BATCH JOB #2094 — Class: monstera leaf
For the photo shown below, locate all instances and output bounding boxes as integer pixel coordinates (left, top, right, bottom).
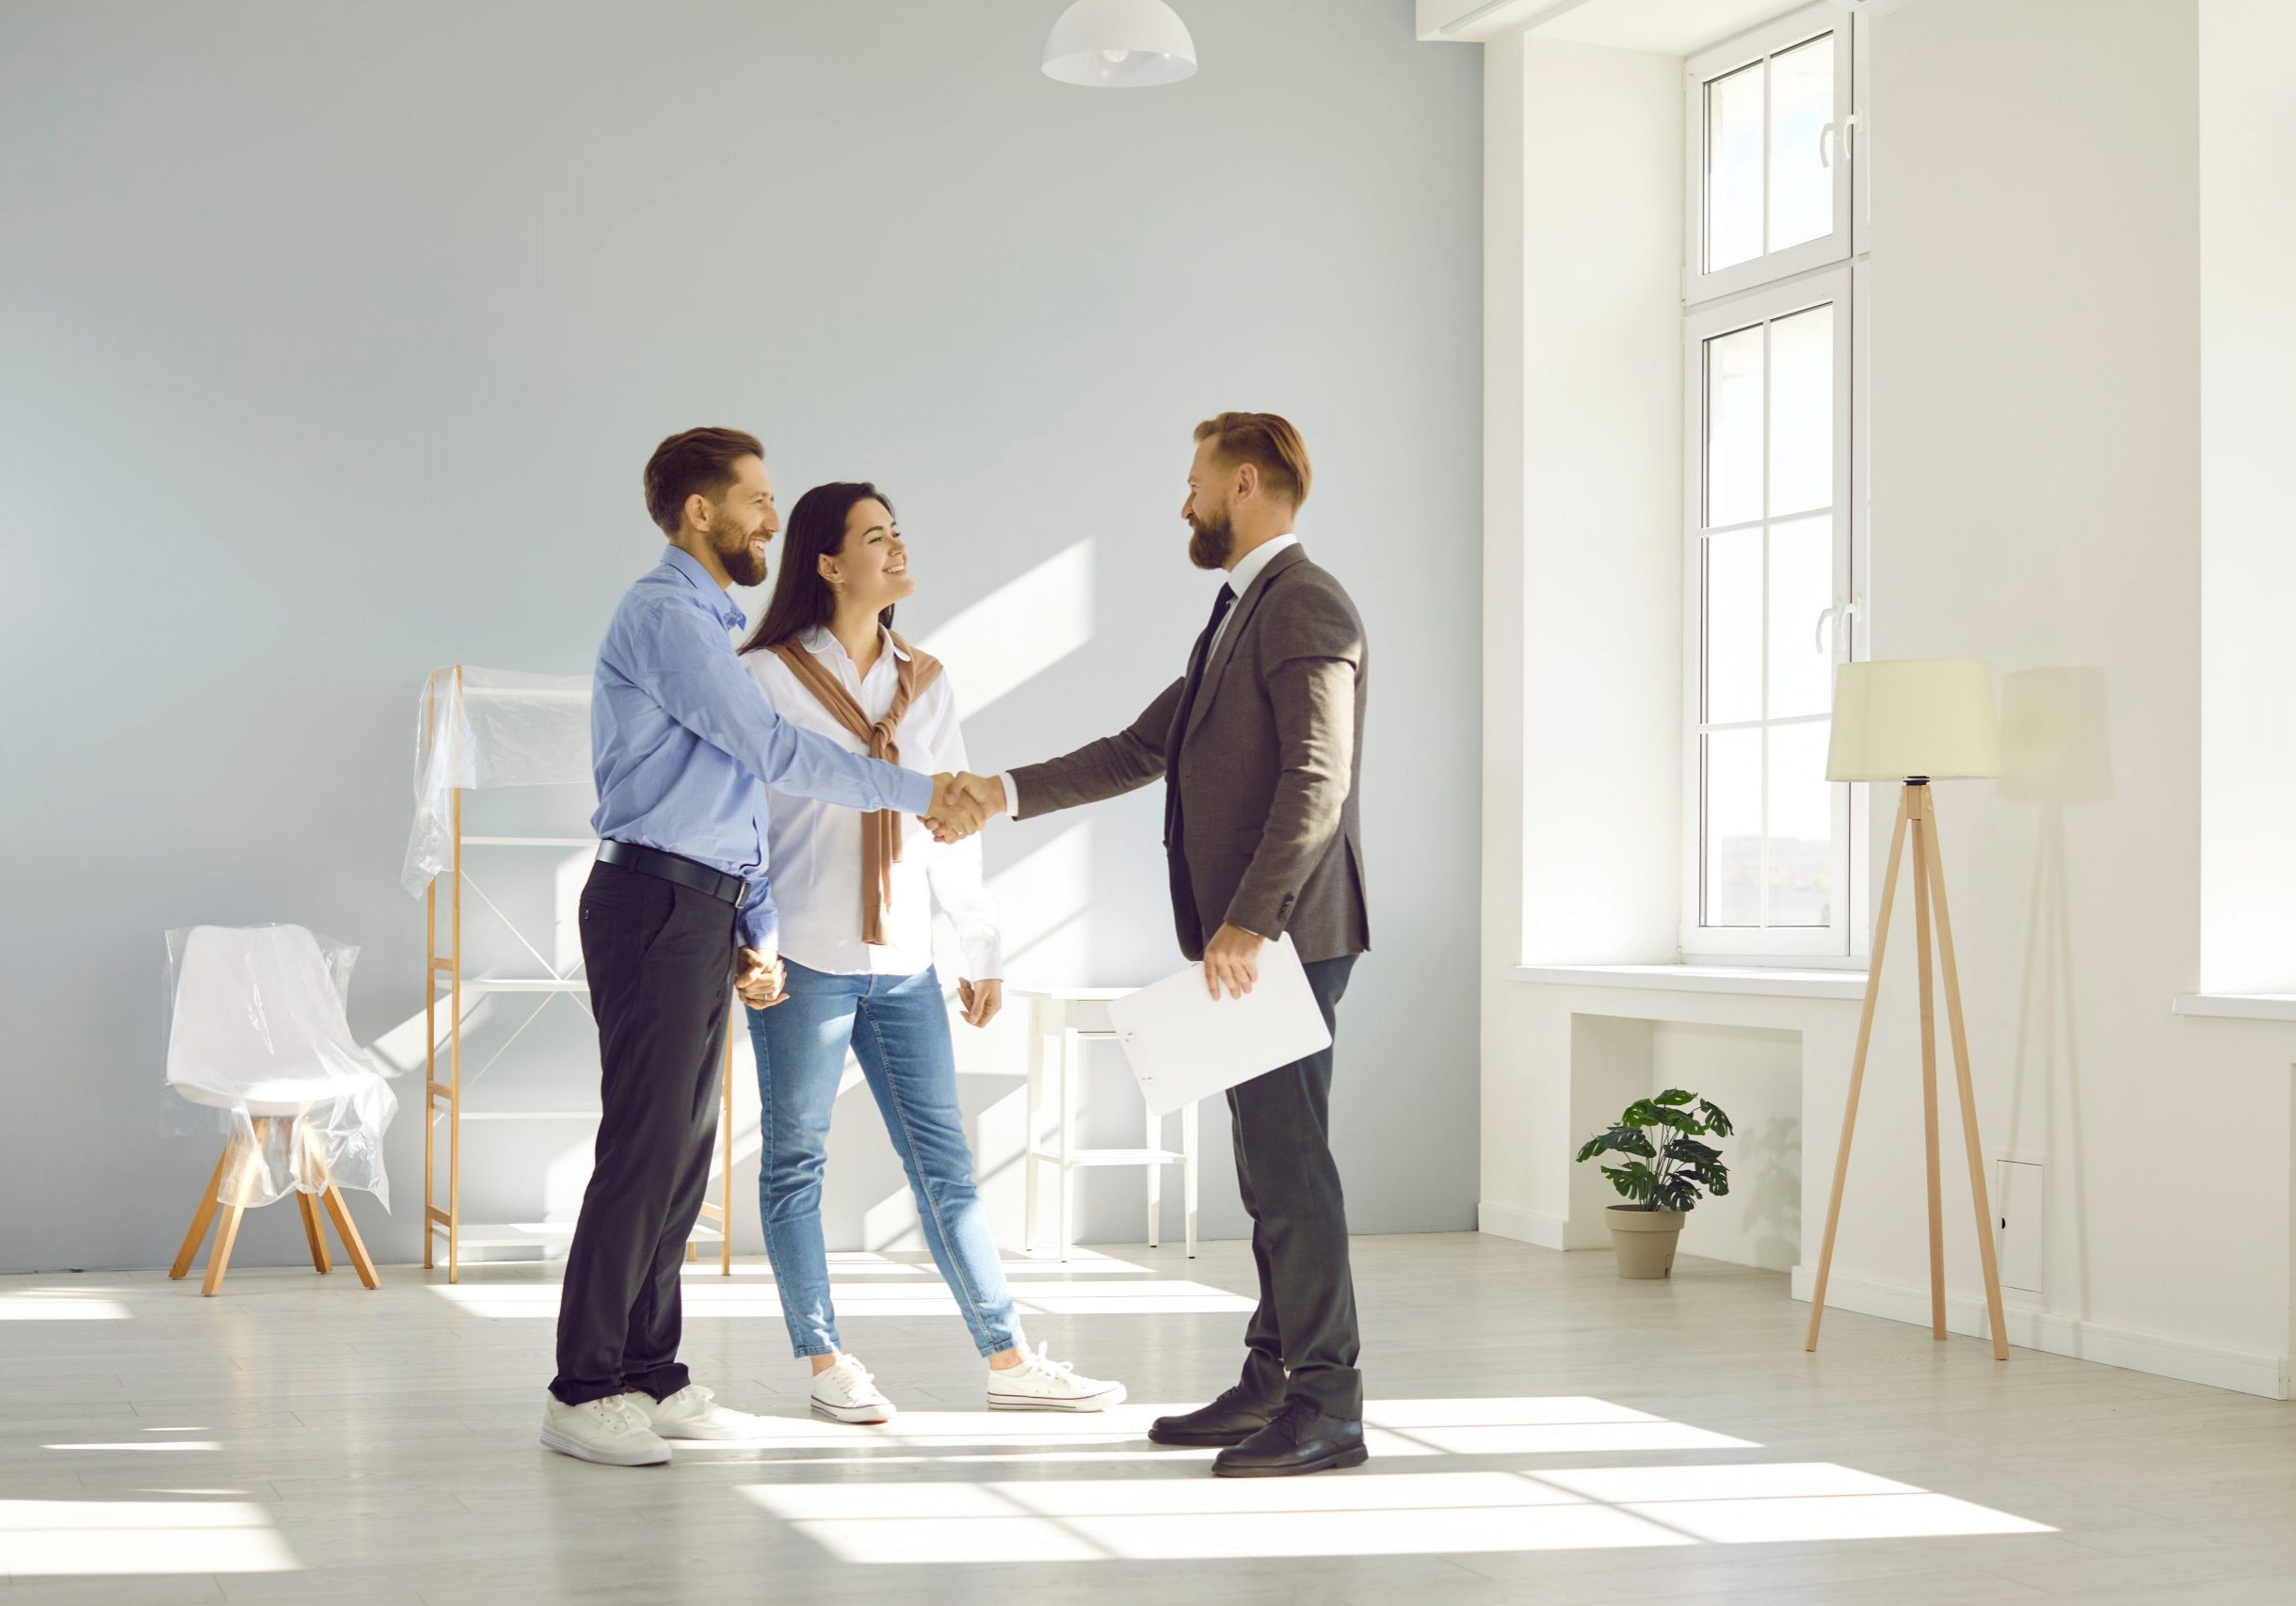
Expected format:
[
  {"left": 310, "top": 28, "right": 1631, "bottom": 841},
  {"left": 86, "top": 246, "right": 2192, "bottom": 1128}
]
[
  {"left": 1575, "top": 1126, "right": 1656, "bottom": 1164},
  {"left": 1574, "top": 1092, "right": 1736, "bottom": 1211},
  {"left": 1600, "top": 1160, "right": 1661, "bottom": 1204}
]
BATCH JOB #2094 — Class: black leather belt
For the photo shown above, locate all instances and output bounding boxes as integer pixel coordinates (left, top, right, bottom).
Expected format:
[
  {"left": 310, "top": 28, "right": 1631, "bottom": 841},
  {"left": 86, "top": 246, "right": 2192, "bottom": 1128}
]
[{"left": 596, "top": 840, "right": 744, "bottom": 905}]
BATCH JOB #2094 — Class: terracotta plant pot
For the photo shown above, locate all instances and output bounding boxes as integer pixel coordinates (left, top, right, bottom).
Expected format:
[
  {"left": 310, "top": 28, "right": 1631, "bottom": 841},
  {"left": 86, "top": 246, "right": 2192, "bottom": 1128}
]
[{"left": 1607, "top": 1204, "right": 1686, "bottom": 1279}]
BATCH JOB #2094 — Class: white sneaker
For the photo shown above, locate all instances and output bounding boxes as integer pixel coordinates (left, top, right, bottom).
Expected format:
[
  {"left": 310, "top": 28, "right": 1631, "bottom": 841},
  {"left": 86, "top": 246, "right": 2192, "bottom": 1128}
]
[
  {"left": 635, "top": 1383, "right": 771, "bottom": 1441},
  {"left": 987, "top": 1343, "right": 1127, "bottom": 1412},
  {"left": 540, "top": 1390, "right": 671, "bottom": 1467},
  {"left": 811, "top": 1355, "right": 897, "bottom": 1424}
]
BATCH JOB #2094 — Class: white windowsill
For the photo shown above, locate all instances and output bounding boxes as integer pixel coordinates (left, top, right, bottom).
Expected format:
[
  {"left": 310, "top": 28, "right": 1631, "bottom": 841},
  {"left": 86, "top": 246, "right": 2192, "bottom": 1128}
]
[
  {"left": 2171, "top": 993, "right": 2296, "bottom": 1024},
  {"left": 1512, "top": 964, "right": 1870, "bottom": 1002}
]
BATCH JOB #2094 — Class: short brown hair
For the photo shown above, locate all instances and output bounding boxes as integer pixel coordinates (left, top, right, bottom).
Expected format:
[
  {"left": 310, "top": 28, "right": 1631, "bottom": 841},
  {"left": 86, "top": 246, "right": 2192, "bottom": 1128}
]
[
  {"left": 643, "top": 426, "right": 763, "bottom": 536},
  {"left": 1194, "top": 411, "right": 1311, "bottom": 508}
]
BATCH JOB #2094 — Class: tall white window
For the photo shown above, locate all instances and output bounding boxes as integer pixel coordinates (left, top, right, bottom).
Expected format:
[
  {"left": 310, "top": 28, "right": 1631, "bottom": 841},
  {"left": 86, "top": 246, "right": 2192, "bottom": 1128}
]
[{"left": 1681, "top": 5, "right": 1865, "bottom": 962}]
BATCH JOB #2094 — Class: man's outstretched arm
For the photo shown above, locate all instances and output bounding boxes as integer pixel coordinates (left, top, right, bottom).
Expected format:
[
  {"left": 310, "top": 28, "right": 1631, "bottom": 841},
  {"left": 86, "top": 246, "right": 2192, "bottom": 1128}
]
[{"left": 968, "top": 676, "right": 1186, "bottom": 822}]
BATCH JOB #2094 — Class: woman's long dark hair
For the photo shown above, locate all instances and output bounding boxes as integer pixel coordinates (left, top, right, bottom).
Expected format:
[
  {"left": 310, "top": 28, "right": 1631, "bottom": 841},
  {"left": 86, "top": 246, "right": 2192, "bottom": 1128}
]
[{"left": 740, "top": 481, "right": 895, "bottom": 655}]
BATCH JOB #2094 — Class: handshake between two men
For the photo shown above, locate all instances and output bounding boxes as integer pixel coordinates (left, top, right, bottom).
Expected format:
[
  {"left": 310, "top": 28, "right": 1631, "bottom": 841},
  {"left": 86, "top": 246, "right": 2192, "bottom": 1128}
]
[
  {"left": 923, "top": 771, "right": 1009, "bottom": 844},
  {"left": 735, "top": 772, "right": 1012, "bottom": 1013}
]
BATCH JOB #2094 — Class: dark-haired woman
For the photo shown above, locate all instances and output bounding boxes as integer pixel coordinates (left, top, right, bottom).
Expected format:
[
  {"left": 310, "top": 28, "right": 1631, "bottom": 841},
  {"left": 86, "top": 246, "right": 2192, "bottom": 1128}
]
[{"left": 738, "top": 482, "right": 1124, "bottom": 1423}]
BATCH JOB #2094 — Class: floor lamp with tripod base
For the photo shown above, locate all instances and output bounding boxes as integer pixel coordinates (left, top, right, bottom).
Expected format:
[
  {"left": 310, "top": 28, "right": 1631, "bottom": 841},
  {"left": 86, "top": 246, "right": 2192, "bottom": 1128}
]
[{"left": 1806, "top": 658, "right": 2011, "bottom": 1361}]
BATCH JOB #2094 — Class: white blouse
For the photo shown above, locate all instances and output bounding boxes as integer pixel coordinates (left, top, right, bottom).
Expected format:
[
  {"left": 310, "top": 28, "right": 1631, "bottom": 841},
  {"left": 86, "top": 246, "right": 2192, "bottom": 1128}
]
[{"left": 742, "top": 625, "right": 1002, "bottom": 981}]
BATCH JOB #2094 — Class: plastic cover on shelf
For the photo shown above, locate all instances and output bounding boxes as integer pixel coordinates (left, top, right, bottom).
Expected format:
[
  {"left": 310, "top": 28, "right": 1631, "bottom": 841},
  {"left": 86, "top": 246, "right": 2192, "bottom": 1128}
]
[
  {"left": 163, "top": 924, "right": 400, "bottom": 1211},
  {"left": 399, "top": 665, "right": 593, "bottom": 896}
]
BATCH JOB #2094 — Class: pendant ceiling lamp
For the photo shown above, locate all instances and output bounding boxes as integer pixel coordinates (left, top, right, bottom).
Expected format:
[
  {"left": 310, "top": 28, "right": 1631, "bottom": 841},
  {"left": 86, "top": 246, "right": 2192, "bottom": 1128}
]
[{"left": 1042, "top": 0, "right": 1197, "bottom": 88}]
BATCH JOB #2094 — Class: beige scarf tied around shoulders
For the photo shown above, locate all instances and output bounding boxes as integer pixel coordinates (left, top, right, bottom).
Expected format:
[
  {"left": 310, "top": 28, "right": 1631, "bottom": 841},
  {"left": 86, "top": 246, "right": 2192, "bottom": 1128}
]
[{"left": 767, "top": 633, "right": 944, "bottom": 945}]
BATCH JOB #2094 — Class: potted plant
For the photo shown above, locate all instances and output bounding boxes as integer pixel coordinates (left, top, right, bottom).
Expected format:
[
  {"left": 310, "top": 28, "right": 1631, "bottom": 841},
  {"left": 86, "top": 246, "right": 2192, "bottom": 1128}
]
[{"left": 1574, "top": 1089, "right": 1733, "bottom": 1279}]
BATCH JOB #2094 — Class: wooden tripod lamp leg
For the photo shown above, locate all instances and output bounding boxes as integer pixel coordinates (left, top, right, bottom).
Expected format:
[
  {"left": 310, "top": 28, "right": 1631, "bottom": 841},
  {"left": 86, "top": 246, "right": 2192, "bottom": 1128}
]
[
  {"left": 170, "top": 1139, "right": 236, "bottom": 1280},
  {"left": 1921, "top": 796, "right": 2013, "bottom": 1361},
  {"left": 1908, "top": 788, "right": 1949, "bottom": 1340},
  {"left": 1807, "top": 787, "right": 1913, "bottom": 1352}
]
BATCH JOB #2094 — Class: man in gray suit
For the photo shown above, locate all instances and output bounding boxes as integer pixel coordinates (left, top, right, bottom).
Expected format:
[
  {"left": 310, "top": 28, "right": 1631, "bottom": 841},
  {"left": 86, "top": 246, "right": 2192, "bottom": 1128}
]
[{"left": 963, "top": 412, "right": 1372, "bottom": 1477}]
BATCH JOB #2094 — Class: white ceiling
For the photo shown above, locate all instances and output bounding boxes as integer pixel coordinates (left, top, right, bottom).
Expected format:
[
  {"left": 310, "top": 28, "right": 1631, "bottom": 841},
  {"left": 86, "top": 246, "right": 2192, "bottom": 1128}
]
[
  {"left": 1533, "top": 0, "right": 1816, "bottom": 55},
  {"left": 1419, "top": 0, "right": 1818, "bottom": 56}
]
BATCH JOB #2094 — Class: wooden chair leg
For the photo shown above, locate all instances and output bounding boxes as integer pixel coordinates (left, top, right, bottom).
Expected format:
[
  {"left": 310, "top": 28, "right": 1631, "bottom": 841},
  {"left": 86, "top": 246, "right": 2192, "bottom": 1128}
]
[
  {"left": 201, "top": 1205, "right": 248, "bottom": 1296},
  {"left": 297, "top": 1192, "right": 332, "bottom": 1275},
  {"left": 319, "top": 1185, "right": 380, "bottom": 1290},
  {"left": 170, "top": 1141, "right": 235, "bottom": 1280},
  {"left": 290, "top": 1122, "right": 332, "bottom": 1274},
  {"left": 201, "top": 1117, "right": 271, "bottom": 1297}
]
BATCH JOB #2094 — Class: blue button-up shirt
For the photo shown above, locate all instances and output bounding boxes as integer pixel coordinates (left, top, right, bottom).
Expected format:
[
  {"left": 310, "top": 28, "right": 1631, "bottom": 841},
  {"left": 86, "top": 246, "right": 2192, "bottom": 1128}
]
[{"left": 589, "top": 545, "right": 936, "bottom": 951}]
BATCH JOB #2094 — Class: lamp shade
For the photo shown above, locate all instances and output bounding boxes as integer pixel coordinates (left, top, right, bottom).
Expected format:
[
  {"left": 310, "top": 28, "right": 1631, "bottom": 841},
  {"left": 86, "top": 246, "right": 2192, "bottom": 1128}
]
[
  {"left": 1826, "top": 659, "right": 2000, "bottom": 781},
  {"left": 1042, "top": 0, "right": 1197, "bottom": 88}
]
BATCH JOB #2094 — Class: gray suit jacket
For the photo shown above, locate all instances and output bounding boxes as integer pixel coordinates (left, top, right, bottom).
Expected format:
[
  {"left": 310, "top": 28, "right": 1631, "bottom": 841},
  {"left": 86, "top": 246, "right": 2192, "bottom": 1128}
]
[{"left": 1010, "top": 542, "right": 1371, "bottom": 964}]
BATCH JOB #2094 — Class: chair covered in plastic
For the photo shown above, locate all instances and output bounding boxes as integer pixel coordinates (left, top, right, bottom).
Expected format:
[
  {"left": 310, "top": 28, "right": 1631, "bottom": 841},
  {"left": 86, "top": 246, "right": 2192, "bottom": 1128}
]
[{"left": 164, "top": 923, "right": 395, "bottom": 1294}]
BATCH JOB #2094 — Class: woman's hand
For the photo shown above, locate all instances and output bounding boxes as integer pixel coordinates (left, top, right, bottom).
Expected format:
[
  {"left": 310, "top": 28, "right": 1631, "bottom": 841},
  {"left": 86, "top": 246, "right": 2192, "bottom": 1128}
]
[
  {"left": 736, "top": 947, "right": 788, "bottom": 1010},
  {"left": 957, "top": 977, "right": 1003, "bottom": 1028}
]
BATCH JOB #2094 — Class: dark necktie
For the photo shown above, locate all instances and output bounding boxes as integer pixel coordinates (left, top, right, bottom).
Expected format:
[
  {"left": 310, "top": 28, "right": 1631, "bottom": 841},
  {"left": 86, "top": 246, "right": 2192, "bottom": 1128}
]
[
  {"left": 1164, "top": 585, "right": 1237, "bottom": 952},
  {"left": 1167, "top": 583, "right": 1237, "bottom": 797},
  {"left": 1180, "top": 584, "right": 1238, "bottom": 726}
]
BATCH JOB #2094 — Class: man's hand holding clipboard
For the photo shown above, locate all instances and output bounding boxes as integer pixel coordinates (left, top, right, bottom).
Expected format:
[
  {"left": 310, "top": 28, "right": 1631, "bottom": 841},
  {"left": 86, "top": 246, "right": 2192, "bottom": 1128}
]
[{"left": 1106, "top": 933, "right": 1334, "bottom": 1117}]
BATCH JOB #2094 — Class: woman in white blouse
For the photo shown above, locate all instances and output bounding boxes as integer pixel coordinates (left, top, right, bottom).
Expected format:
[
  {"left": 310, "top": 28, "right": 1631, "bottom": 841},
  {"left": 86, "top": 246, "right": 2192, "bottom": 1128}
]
[{"left": 737, "top": 482, "right": 1124, "bottom": 1423}]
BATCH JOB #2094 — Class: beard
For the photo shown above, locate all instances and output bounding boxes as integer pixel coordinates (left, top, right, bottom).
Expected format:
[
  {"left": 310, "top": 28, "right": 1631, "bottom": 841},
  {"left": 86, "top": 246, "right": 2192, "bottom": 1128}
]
[
  {"left": 716, "top": 525, "right": 769, "bottom": 587},
  {"left": 1186, "top": 511, "right": 1234, "bottom": 571}
]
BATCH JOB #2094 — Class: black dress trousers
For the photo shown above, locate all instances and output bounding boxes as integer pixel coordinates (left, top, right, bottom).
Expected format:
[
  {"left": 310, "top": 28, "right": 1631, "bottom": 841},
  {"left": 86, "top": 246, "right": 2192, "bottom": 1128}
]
[
  {"left": 549, "top": 859, "right": 735, "bottom": 1405},
  {"left": 1227, "top": 952, "right": 1363, "bottom": 1419}
]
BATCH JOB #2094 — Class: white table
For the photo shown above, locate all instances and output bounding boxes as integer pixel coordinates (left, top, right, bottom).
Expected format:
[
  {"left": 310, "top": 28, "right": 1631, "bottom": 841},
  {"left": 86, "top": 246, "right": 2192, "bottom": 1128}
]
[{"left": 1013, "top": 987, "right": 1199, "bottom": 1261}]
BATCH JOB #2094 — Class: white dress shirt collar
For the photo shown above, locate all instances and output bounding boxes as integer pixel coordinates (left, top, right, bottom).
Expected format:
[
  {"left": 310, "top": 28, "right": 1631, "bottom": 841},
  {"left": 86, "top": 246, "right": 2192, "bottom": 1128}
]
[
  {"left": 799, "top": 622, "right": 910, "bottom": 668},
  {"left": 1225, "top": 532, "right": 1298, "bottom": 600}
]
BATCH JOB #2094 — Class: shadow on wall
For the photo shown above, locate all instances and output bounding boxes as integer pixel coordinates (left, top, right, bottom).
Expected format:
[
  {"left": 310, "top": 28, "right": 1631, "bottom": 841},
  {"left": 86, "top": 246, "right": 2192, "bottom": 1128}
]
[
  {"left": 1998, "top": 666, "right": 2113, "bottom": 1323},
  {"left": 1734, "top": 1115, "right": 1803, "bottom": 1277}
]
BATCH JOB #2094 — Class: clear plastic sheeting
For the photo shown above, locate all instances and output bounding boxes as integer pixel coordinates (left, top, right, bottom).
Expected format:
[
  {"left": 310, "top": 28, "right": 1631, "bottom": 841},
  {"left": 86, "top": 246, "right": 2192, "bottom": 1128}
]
[
  {"left": 164, "top": 924, "right": 399, "bottom": 1211},
  {"left": 400, "top": 666, "right": 593, "bottom": 896}
]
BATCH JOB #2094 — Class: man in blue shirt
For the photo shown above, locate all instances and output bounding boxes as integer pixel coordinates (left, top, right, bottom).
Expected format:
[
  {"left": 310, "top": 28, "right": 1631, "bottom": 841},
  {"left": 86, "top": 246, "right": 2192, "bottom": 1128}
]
[{"left": 543, "top": 427, "right": 985, "bottom": 1467}]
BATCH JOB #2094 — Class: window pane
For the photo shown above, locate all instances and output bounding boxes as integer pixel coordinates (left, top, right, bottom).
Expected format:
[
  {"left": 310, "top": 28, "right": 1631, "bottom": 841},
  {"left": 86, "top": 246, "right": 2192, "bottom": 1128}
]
[
  {"left": 1768, "top": 304, "right": 1832, "bottom": 515},
  {"left": 1768, "top": 35, "right": 1834, "bottom": 252},
  {"left": 1706, "top": 324, "right": 1764, "bottom": 528},
  {"left": 1768, "top": 516, "right": 1835, "bottom": 720},
  {"left": 1706, "top": 61, "right": 1764, "bottom": 272},
  {"left": 1704, "top": 729, "right": 1762, "bottom": 926},
  {"left": 1705, "top": 526, "right": 1762, "bottom": 726},
  {"left": 1765, "top": 720, "right": 1835, "bottom": 927}
]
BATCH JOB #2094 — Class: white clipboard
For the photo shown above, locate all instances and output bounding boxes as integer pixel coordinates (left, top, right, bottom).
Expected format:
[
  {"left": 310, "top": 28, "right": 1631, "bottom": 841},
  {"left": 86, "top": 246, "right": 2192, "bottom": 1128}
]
[{"left": 1106, "top": 933, "right": 1332, "bottom": 1116}]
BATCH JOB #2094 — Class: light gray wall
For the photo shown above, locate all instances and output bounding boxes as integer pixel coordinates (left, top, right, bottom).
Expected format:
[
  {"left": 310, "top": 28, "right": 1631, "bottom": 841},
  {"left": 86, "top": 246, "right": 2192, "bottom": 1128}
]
[{"left": 0, "top": 1, "right": 1482, "bottom": 1273}]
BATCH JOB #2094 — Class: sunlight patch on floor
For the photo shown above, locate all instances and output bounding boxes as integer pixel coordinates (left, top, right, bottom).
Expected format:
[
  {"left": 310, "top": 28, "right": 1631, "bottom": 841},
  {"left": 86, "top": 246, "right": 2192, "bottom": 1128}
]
[
  {"left": 427, "top": 1276, "right": 1249, "bottom": 1320},
  {"left": 729, "top": 1397, "right": 2051, "bottom": 1566},
  {"left": 0, "top": 1500, "right": 298, "bottom": 1576},
  {"left": 0, "top": 1291, "right": 131, "bottom": 1320}
]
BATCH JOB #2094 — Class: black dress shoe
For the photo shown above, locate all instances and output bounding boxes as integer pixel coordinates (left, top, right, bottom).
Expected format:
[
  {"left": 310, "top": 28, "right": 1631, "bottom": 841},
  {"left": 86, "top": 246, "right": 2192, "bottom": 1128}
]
[
  {"left": 1148, "top": 1386, "right": 1282, "bottom": 1447},
  {"left": 1212, "top": 1399, "right": 1367, "bottom": 1478}
]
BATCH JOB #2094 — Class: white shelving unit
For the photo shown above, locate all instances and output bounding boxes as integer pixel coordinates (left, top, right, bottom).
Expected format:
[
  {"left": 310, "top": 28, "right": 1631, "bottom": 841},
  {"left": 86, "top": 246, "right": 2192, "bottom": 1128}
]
[{"left": 417, "top": 667, "right": 734, "bottom": 1283}]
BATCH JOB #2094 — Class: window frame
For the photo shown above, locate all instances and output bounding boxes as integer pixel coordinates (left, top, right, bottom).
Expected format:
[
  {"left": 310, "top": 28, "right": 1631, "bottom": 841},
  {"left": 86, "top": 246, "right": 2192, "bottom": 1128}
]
[
  {"left": 1682, "top": 5, "right": 1855, "bottom": 307},
  {"left": 1678, "top": 265, "right": 1858, "bottom": 964}
]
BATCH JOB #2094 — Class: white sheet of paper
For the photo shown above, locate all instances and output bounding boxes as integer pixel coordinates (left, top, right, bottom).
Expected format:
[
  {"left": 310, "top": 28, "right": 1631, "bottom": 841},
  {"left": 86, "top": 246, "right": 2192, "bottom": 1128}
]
[{"left": 1106, "top": 933, "right": 1332, "bottom": 1116}]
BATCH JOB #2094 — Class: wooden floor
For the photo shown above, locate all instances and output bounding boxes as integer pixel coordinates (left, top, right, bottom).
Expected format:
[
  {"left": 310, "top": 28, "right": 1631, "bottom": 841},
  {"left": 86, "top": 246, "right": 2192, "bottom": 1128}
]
[{"left": 2, "top": 1232, "right": 2291, "bottom": 1604}]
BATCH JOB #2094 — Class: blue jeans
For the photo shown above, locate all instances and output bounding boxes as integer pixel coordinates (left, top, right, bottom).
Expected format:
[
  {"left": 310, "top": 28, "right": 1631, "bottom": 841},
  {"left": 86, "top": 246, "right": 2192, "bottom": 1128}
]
[{"left": 747, "top": 963, "right": 1023, "bottom": 1359}]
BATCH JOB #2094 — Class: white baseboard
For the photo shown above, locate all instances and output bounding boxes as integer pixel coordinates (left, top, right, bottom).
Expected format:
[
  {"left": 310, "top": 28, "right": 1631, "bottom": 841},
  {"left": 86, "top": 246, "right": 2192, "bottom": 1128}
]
[
  {"left": 1478, "top": 1202, "right": 1568, "bottom": 1250},
  {"left": 1790, "top": 1265, "right": 2290, "bottom": 1401}
]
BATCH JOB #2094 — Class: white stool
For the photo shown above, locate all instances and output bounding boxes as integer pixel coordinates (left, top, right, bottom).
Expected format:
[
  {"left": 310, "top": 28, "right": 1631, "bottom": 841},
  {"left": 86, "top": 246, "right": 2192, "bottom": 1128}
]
[{"left": 1014, "top": 988, "right": 1198, "bottom": 1261}]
